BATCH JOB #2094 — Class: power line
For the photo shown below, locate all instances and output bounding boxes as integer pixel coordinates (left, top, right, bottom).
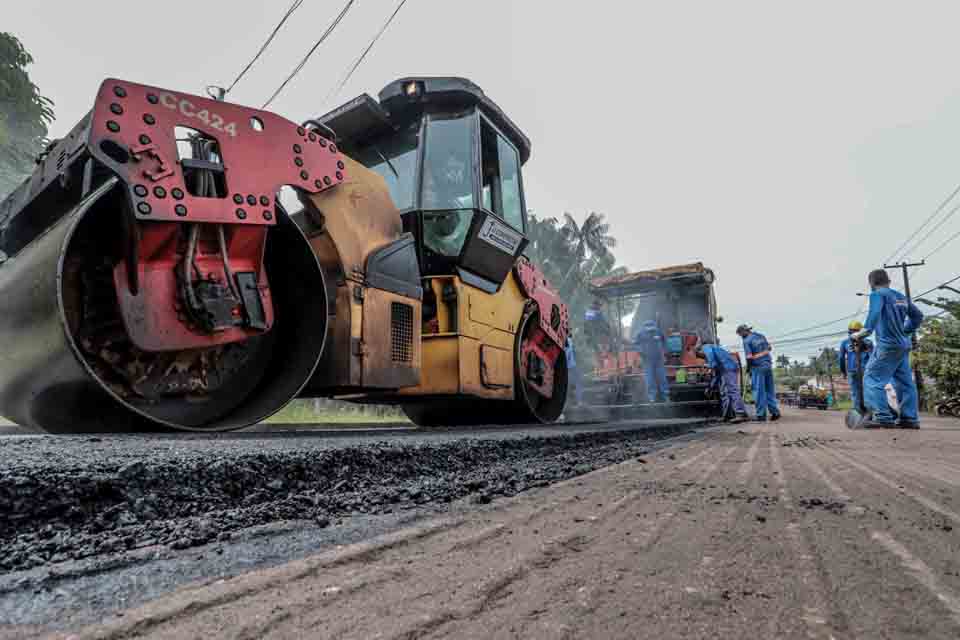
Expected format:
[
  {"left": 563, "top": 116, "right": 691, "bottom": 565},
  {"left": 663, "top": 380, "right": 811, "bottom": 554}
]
[
  {"left": 885, "top": 180, "right": 960, "bottom": 264},
  {"left": 722, "top": 330, "right": 848, "bottom": 353},
  {"left": 915, "top": 273, "right": 960, "bottom": 300},
  {"left": 770, "top": 330, "right": 849, "bottom": 347},
  {"left": 262, "top": 0, "right": 357, "bottom": 109},
  {"left": 224, "top": 0, "right": 305, "bottom": 96},
  {"left": 923, "top": 227, "right": 960, "bottom": 261},
  {"left": 766, "top": 312, "right": 861, "bottom": 341},
  {"left": 325, "top": 0, "right": 409, "bottom": 105},
  {"left": 897, "top": 201, "right": 960, "bottom": 260}
]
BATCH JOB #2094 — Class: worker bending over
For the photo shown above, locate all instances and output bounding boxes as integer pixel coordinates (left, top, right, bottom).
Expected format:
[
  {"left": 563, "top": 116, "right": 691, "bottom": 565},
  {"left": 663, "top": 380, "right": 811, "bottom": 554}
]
[
  {"left": 697, "top": 338, "right": 749, "bottom": 423},
  {"left": 851, "top": 269, "right": 923, "bottom": 429},
  {"left": 736, "top": 325, "right": 781, "bottom": 422},
  {"left": 636, "top": 319, "right": 671, "bottom": 403},
  {"left": 838, "top": 320, "right": 873, "bottom": 410}
]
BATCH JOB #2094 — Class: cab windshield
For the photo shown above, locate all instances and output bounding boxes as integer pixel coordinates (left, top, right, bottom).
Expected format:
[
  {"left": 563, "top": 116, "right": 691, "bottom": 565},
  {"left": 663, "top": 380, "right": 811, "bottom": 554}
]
[
  {"left": 353, "top": 123, "right": 419, "bottom": 211},
  {"left": 421, "top": 114, "right": 476, "bottom": 257}
]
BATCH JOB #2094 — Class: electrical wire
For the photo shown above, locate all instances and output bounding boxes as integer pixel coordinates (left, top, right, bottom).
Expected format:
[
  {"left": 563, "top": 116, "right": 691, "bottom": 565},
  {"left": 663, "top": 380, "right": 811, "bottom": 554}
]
[
  {"left": 262, "top": 0, "right": 357, "bottom": 109},
  {"left": 896, "top": 202, "right": 960, "bottom": 261},
  {"left": 915, "top": 273, "right": 960, "bottom": 300},
  {"left": 224, "top": 0, "right": 305, "bottom": 96},
  {"left": 885, "top": 180, "right": 960, "bottom": 264},
  {"left": 922, "top": 227, "right": 960, "bottom": 262},
  {"left": 325, "top": 0, "right": 409, "bottom": 105},
  {"left": 770, "top": 330, "right": 849, "bottom": 347},
  {"left": 765, "top": 312, "right": 861, "bottom": 341}
]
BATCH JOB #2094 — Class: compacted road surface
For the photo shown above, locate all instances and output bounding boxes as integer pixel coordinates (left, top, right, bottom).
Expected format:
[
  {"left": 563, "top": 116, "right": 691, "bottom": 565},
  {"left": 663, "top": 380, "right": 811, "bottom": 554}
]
[{"left": 3, "top": 410, "right": 960, "bottom": 638}]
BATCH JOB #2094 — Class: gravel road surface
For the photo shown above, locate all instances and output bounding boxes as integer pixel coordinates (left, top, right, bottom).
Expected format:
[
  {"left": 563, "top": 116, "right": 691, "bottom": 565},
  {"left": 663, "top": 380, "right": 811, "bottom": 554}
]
[
  {"left": 4, "top": 410, "right": 960, "bottom": 638},
  {"left": 0, "top": 418, "right": 703, "bottom": 635}
]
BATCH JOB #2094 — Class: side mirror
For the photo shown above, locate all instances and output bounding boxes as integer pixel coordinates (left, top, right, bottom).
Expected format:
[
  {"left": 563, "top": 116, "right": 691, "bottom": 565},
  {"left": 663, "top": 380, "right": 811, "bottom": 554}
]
[{"left": 716, "top": 315, "right": 724, "bottom": 323}]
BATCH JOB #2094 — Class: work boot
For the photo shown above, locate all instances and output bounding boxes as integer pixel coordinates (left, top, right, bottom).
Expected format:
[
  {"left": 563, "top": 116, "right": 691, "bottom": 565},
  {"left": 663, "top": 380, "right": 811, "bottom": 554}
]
[
  {"left": 896, "top": 419, "right": 920, "bottom": 430},
  {"left": 753, "top": 416, "right": 767, "bottom": 423},
  {"left": 770, "top": 413, "right": 782, "bottom": 423},
  {"left": 861, "top": 419, "right": 894, "bottom": 429},
  {"left": 730, "top": 414, "right": 748, "bottom": 425}
]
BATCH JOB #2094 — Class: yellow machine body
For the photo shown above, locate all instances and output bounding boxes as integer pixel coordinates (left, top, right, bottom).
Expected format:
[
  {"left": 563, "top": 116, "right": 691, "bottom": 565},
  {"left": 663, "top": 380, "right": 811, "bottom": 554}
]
[
  {"left": 399, "top": 273, "right": 527, "bottom": 400},
  {"left": 297, "top": 159, "right": 530, "bottom": 404}
]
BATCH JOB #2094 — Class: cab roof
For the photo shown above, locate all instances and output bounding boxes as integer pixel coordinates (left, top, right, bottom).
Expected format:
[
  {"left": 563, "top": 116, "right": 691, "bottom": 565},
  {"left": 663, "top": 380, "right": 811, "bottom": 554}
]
[
  {"left": 314, "top": 76, "right": 531, "bottom": 164},
  {"left": 590, "top": 262, "right": 716, "bottom": 297}
]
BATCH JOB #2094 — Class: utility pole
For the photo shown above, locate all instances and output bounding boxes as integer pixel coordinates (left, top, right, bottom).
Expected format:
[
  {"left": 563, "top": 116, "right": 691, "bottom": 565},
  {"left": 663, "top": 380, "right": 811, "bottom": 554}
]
[{"left": 883, "top": 260, "right": 926, "bottom": 410}]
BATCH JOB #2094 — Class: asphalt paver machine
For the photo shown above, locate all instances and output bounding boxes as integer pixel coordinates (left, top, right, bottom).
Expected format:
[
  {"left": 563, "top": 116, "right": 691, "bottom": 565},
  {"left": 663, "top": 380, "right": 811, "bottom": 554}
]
[{"left": 577, "top": 263, "right": 734, "bottom": 419}]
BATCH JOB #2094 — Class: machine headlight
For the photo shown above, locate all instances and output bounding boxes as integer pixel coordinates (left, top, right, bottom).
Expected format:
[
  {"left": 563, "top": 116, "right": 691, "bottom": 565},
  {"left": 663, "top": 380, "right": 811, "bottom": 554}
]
[{"left": 404, "top": 81, "right": 423, "bottom": 99}]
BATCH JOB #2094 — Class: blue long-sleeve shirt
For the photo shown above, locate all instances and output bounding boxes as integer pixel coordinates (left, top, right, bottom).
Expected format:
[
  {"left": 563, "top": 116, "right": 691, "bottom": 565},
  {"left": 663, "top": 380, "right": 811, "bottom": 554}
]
[
  {"left": 838, "top": 337, "right": 872, "bottom": 374},
  {"left": 634, "top": 320, "right": 666, "bottom": 360},
  {"left": 862, "top": 287, "right": 924, "bottom": 350},
  {"left": 702, "top": 344, "right": 739, "bottom": 374},
  {"left": 742, "top": 332, "right": 773, "bottom": 368}
]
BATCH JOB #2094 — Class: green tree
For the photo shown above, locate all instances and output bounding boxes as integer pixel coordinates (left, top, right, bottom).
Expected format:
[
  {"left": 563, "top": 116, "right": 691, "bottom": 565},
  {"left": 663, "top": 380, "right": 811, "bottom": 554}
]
[
  {"left": 914, "top": 305, "right": 960, "bottom": 403},
  {"left": 776, "top": 354, "right": 790, "bottom": 368},
  {"left": 0, "top": 33, "right": 54, "bottom": 198},
  {"left": 526, "top": 211, "right": 625, "bottom": 369},
  {"left": 558, "top": 211, "right": 616, "bottom": 296}
]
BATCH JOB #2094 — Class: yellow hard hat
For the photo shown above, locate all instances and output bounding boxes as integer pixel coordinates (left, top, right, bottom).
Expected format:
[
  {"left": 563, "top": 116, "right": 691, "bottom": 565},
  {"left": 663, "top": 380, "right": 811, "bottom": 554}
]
[{"left": 848, "top": 320, "right": 863, "bottom": 332}]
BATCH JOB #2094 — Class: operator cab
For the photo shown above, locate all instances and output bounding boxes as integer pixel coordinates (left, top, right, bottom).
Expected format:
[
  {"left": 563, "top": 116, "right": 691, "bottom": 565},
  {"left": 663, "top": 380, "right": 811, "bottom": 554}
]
[{"left": 316, "top": 77, "right": 531, "bottom": 292}]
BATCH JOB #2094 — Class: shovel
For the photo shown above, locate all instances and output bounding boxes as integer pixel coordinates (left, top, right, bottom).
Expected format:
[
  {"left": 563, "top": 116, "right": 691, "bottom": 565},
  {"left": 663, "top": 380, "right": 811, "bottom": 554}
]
[{"left": 845, "top": 343, "right": 869, "bottom": 429}]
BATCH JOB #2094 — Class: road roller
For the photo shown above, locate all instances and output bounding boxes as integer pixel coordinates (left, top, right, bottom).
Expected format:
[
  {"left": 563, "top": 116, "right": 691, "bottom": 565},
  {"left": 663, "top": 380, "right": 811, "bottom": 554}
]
[{"left": 0, "top": 77, "right": 568, "bottom": 432}]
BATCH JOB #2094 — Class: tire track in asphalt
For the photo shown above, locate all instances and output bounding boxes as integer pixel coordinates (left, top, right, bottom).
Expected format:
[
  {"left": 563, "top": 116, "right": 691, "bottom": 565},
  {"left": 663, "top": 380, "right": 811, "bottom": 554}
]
[
  {"left": 847, "top": 446, "right": 960, "bottom": 488},
  {"left": 736, "top": 433, "right": 763, "bottom": 483},
  {"left": 769, "top": 434, "right": 847, "bottom": 640},
  {"left": 378, "top": 444, "right": 743, "bottom": 640},
  {"left": 68, "top": 431, "right": 718, "bottom": 639},
  {"left": 790, "top": 443, "right": 851, "bottom": 502},
  {"left": 870, "top": 531, "right": 960, "bottom": 627},
  {"left": 817, "top": 445, "right": 960, "bottom": 528},
  {"left": 788, "top": 440, "right": 960, "bottom": 637}
]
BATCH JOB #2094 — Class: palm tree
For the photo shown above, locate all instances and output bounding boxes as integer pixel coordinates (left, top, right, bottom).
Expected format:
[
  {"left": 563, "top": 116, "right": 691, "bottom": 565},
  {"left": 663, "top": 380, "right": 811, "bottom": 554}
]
[
  {"left": 776, "top": 355, "right": 790, "bottom": 369},
  {"left": 558, "top": 212, "right": 617, "bottom": 294}
]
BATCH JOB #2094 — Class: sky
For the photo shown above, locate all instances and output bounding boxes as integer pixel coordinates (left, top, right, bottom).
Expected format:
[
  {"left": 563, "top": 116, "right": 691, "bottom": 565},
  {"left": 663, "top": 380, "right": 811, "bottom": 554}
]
[{"left": 7, "top": 0, "right": 960, "bottom": 361}]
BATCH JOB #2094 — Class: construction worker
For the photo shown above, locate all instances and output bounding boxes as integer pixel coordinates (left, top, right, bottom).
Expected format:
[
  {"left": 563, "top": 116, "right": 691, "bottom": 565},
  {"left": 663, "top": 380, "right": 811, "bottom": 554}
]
[
  {"left": 636, "top": 319, "right": 670, "bottom": 403},
  {"left": 851, "top": 269, "right": 924, "bottom": 428},
  {"left": 736, "top": 324, "right": 781, "bottom": 422},
  {"left": 697, "top": 338, "right": 749, "bottom": 423},
  {"left": 564, "top": 335, "right": 582, "bottom": 406},
  {"left": 838, "top": 320, "right": 873, "bottom": 410},
  {"left": 584, "top": 299, "right": 612, "bottom": 352}
]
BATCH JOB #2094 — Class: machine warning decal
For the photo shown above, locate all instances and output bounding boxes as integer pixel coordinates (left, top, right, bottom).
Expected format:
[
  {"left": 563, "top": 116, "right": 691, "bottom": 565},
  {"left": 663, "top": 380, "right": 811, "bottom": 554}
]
[{"left": 477, "top": 217, "right": 523, "bottom": 255}]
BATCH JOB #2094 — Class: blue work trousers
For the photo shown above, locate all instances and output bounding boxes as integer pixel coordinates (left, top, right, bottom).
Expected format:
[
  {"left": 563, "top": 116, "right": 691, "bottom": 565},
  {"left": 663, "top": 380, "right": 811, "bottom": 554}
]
[
  {"left": 864, "top": 346, "right": 918, "bottom": 423},
  {"left": 750, "top": 366, "right": 780, "bottom": 419},
  {"left": 719, "top": 370, "right": 748, "bottom": 417},
  {"left": 645, "top": 358, "right": 670, "bottom": 402},
  {"left": 568, "top": 365, "right": 583, "bottom": 406}
]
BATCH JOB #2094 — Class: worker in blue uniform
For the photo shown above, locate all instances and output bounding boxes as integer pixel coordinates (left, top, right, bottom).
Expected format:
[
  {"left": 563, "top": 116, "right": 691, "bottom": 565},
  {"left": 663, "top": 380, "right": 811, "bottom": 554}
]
[
  {"left": 737, "top": 324, "right": 781, "bottom": 422},
  {"left": 697, "top": 338, "right": 749, "bottom": 423},
  {"left": 850, "top": 269, "right": 924, "bottom": 428},
  {"left": 635, "top": 319, "right": 670, "bottom": 403},
  {"left": 838, "top": 320, "right": 873, "bottom": 411},
  {"left": 584, "top": 299, "right": 611, "bottom": 352},
  {"left": 564, "top": 335, "right": 582, "bottom": 406}
]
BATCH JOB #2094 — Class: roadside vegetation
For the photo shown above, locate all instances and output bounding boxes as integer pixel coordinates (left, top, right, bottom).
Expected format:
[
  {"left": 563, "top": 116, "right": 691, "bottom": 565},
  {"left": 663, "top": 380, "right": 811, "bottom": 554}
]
[{"left": 0, "top": 32, "right": 53, "bottom": 198}]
